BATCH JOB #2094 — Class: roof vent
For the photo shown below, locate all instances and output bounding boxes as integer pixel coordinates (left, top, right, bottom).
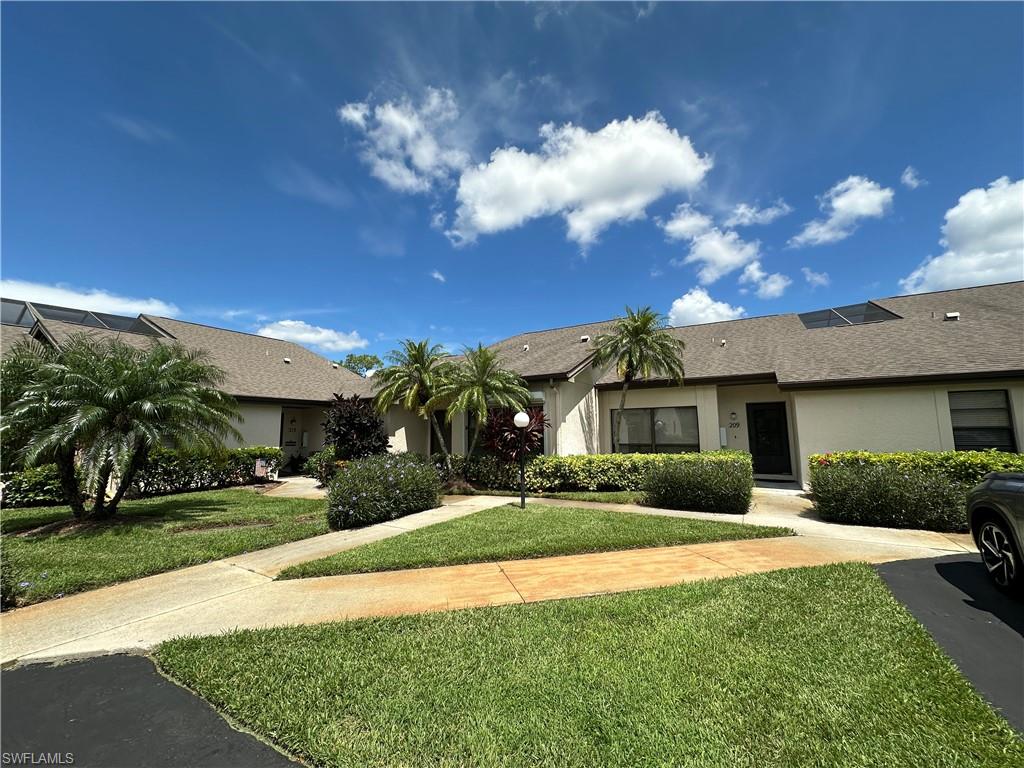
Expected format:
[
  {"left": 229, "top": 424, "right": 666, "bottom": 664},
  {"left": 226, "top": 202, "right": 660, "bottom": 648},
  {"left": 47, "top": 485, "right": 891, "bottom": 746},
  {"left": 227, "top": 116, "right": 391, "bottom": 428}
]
[
  {"left": 522, "top": 344, "right": 530, "bottom": 352},
  {"left": 283, "top": 357, "right": 292, "bottom": 364},
  {"left": 580, "top": 334, "right": 590, "bottom": 343},
  {"left": 331, "top": 363, "right": 339, "bottom": 369},
  {"left": 719, "top": 338, "right": 727, "bottom": 347},
  {"left": 944, "top": 311, "right": 960, "bottom": 322}
]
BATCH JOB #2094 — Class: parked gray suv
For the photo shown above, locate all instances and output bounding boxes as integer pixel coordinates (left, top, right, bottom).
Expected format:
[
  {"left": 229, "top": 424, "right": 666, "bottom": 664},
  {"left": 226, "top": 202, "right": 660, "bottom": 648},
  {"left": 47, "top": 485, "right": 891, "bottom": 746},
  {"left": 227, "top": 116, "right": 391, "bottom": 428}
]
[{"left": 968, "top": 472, "right": 1024, "bottom": 593}]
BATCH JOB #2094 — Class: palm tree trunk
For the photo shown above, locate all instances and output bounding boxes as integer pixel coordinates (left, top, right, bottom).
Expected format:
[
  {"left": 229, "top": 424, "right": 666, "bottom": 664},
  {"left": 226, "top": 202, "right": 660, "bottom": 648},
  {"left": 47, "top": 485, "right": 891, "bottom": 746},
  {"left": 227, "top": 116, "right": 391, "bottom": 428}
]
[
  {"left": 105, "top": 443, "right": 148, "bottom": 516},
  {"left": 55, "top": 447, "right": 85, "bottom": 518},
  {"left": 90, "top": 462, "right": 115, "bottom": 519},
  {"left": 467, "top": 421, "right": 482, "bottom": 459},
  {"left": 428, "top": 412, "right": 452, "bottom": 474},
  {"left": 613, "top": 377, "right": 632, "bottom": 454}
]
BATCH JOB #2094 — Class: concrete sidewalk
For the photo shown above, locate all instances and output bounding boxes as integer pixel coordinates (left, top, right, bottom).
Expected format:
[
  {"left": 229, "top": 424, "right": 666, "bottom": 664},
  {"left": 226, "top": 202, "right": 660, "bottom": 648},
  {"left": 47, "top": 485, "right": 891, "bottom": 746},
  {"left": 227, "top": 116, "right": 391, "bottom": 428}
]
[
  {"left": 2, "top": 502, "right": 968, "bottom": 664},
  {"left": 517, "top": 489, "right": 977, "bottom": 555},
  {"left": 0, "top": 494, "right": 510, "bottom": 665}
]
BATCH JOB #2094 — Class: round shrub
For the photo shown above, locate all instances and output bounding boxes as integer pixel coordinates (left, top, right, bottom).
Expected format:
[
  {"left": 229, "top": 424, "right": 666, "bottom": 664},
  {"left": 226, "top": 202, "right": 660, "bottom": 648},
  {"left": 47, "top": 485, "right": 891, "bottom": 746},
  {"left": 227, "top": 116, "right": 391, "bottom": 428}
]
[
  {"left": 328, "top": 452, "right": 441, "bottom": 530},
  {"left": 810, "top": 463, "right": 969, "bottom": 532},
  {"left": 303, "top": 446, "right": 340, "bottom": 487},
  {"left": 644, "top": 452, "right": 754, "bottom": 514}
]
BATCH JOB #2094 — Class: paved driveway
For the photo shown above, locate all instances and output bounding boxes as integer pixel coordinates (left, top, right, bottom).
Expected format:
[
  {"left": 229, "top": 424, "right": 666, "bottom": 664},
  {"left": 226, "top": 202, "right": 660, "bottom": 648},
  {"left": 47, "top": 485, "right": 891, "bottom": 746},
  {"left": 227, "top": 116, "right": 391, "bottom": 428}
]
[
  {"left": 0, "top": 655, "right": 294, "bottom": 767},
  {"left": 876, "top": 554, "right": 1023, "bottom": 732}
]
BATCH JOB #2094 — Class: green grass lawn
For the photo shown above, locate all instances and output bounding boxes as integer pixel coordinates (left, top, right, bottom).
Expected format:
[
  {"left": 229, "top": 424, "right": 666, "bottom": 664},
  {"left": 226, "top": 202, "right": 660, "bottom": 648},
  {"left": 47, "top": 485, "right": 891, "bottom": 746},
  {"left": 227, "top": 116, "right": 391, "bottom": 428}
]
[
  {"left": 473, "top": 489, "right": 646, "bottom": 504},
  {"left": 278, "top": 503, "right": 789, "bottom": 579},
  {"left": 157, "top": 563, "right": 1022, "bottom": 768},
  {"left": 2, "top": 489, "right": 326, "bottom": 606}
]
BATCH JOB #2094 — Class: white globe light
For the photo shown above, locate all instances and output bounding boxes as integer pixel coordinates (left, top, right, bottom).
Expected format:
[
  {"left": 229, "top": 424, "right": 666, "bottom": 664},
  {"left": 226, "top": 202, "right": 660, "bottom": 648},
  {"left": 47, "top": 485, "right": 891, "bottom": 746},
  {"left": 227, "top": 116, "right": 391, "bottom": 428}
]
[{"left": 513, "top": 411, "right": 530, "bottom": 429}]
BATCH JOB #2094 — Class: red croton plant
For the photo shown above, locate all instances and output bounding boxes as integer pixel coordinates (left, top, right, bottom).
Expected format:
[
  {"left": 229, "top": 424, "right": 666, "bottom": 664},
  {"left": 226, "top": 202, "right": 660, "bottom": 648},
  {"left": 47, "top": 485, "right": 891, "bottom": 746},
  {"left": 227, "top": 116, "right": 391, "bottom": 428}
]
[{"left": 481, "top": 406, "right": 550, "bottom": 463}]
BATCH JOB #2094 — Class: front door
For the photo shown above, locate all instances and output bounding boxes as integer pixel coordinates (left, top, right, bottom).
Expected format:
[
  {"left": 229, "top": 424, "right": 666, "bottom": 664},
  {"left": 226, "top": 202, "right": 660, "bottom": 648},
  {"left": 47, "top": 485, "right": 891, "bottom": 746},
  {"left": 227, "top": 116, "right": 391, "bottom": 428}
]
[{"left": 746, "top": 402, "right": 792, "bottom": 475}]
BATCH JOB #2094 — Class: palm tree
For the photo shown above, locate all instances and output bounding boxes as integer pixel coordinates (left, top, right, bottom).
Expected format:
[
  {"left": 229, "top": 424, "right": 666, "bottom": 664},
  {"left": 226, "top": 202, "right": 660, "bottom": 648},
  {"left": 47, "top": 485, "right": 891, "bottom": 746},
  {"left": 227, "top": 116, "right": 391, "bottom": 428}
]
[
  {"left": 428, "top": 344, "right": 532, "bottom": 457},
  {"left": 372, "top": 339, "right": 457, "bottom": 472},
  {"left": 591, "top": 306, "right": 685, "bottom": 454},
  {"left": 1, "top": 338, "right": 84, "bottom": 515},
  {"left": 11, "top": 335, "right": 241, "bottom": 518}
]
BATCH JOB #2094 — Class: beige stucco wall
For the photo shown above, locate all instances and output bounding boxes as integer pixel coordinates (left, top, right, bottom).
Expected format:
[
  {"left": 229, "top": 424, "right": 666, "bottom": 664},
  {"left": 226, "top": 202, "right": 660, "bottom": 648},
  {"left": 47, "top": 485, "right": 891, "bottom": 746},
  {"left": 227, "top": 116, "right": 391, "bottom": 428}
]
[
  {"left": 596, "top": 385, "right": 722, "bottom": 453},
  {"left": 552, "top": 369, "right": 601, "bottom": 455},
  {"left": 717, "top": 383, "right": 797, "bottom": 478},
  {"left": 790, "top": 379, "right": 1024, "bottom": 484},
  {"left": 384, "top": 405, "right": 429, "bottom": 455},
  {"left": 228, "top": 402, "right": 281, "bottom": 449}
]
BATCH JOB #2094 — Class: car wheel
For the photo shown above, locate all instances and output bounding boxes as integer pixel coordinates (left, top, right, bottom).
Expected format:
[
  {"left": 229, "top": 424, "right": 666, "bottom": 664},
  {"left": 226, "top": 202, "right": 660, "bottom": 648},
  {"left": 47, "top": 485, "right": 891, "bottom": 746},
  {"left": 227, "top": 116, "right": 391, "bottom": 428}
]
[{"left": 978, "top": 517, "right": 1021, "bottom": 592}]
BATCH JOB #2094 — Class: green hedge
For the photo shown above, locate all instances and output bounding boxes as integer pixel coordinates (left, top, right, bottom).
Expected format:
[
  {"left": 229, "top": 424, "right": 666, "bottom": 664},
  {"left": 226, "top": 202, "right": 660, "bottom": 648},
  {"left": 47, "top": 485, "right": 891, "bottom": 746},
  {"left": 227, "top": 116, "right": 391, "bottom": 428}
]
[
  {"left": 808, "top": 450, "right": 1024, "bottom": 532},
  {"left": 303, "top": 446, "right": 340, "bottom": 486},
  {"left": 434, "top": 450, "right": 754, "bottom": 508},
  {"left": 130, "top": 446, "right": 285, "bottom": 497},
  {"left": 0, "top": 465, "right": 72, "bottom": 508},
  {"left": 644, "top": 452, "right": 754, "bottom": 514},
  {"left": 328, "top": 453, "right": 441, "bottom": 530}
]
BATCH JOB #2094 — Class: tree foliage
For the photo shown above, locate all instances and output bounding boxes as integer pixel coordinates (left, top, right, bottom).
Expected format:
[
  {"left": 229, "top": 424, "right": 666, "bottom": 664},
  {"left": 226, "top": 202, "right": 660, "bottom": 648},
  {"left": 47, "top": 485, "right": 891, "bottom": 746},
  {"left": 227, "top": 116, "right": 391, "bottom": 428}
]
[
  {"left": 481, "top": 407, "right": 549, "bottom": 463},
  {"left": 591, "top": 306, "right": 685, "bottom": 453},
  {"left": 340, "top": 353, "right": 383, "bottom": 377},
  {"left": 323, "top": 394, "right": 389, "bottom": 461}
]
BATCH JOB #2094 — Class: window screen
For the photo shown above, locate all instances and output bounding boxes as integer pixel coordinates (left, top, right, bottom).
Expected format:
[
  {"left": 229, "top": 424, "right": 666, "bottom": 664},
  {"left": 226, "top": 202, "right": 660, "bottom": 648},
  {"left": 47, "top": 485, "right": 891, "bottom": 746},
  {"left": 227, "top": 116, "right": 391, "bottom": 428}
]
[
  {"left": 949, "top": 390, "right": 1017, "bottom": 452},
  {"left": 611, "top": 407, "right": 699, "bottom": 453}
]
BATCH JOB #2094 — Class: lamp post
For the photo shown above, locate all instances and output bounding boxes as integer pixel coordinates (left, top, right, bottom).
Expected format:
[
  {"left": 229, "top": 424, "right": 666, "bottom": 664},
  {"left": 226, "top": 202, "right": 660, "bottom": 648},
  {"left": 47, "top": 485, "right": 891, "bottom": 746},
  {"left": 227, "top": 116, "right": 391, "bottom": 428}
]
[{"left": 514, "top": 410, "right": 530, "bottom": 509}]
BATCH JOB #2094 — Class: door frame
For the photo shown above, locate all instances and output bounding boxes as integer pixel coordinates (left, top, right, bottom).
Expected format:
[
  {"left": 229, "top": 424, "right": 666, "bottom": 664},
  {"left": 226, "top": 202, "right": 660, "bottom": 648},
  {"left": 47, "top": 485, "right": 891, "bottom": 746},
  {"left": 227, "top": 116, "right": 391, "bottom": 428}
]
[{"left": 745, "top": 401, "right": 793, "bottom": 477}]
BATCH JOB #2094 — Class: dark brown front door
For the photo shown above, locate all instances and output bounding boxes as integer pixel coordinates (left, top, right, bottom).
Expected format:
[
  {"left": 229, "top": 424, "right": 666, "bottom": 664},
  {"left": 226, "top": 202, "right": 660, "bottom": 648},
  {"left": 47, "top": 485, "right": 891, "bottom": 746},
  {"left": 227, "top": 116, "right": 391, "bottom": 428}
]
[{"left": 746, "top": 402, "right": 792, "bottom": 475}]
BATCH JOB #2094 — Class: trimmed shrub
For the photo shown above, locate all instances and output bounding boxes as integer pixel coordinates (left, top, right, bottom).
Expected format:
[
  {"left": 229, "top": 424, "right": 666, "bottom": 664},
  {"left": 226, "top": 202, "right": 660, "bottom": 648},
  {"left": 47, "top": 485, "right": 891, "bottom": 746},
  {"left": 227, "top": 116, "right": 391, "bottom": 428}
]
[
  {"left": 323, "top": 394, "right": 389, "bottom": 461},
  {"left": 811, "top": 464, "right": 969, "bottom": 532},
  {"left": 0, "top": 465, "right": 71, "bottom": 508},
  {"left": 433, "top": 454, "right": 519, "bottom": 491},
  {"left": 808, "top": 449, "right": 1024, "bottom": 486},
  {"left": 644, "top": 452, "right": 754, "bottom": 514},
  {"left": 303, "top": 446, "right": 341, "bottom": 486},
  {"left": 807, "top": 450, "right": 1024, "bottom": 532},
  {"left": 131, "top": 446, "right": 284, "bottom": 497},
  {"left": 328, "top": 453, "right": 441, "bottom": 530}
]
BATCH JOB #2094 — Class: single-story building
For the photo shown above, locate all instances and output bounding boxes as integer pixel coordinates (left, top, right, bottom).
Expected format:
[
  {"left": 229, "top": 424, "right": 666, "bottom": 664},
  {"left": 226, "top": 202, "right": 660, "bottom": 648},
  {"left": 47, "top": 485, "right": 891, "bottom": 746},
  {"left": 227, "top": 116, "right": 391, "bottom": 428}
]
[{"left": 2, "top": 280, "right": 1022, "bottom": 485}]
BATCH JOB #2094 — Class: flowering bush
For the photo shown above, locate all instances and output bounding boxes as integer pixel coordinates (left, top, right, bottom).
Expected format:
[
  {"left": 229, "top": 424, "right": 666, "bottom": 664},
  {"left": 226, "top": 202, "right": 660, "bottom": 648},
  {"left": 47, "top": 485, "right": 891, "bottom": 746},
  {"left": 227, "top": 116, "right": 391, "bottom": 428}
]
[{"left": 327, "top": 452, "right": 441, "bottom": 530}]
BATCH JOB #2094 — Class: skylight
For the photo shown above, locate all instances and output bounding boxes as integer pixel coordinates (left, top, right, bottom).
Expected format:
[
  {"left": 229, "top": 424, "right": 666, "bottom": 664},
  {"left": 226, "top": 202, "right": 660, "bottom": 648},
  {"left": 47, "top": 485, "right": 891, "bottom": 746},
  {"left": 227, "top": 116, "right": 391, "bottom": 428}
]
[
  {"left": 0, "top": 298, "right": 164, "bottom": 336},
  {"left": 798, "top": 301, "right": 900, "bottom": 329}
]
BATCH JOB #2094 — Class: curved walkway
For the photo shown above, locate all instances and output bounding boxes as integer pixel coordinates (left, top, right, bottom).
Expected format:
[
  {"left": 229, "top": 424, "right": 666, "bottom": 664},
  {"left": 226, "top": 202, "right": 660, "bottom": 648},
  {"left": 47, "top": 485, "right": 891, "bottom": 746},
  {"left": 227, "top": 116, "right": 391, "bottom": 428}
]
[{"left": 1, "top": 491, "right": 974, "bottom": 665}]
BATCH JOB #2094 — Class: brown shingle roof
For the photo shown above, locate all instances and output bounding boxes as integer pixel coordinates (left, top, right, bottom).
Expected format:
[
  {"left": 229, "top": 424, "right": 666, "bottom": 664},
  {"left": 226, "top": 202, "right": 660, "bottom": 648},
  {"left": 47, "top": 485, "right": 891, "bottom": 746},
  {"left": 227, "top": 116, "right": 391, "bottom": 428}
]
[
  {"left": 20, "top": 314, "right": 373, "bottom": 403},
  {"left": 491, "top": 282, "right": 1024, "bottom": 388}
]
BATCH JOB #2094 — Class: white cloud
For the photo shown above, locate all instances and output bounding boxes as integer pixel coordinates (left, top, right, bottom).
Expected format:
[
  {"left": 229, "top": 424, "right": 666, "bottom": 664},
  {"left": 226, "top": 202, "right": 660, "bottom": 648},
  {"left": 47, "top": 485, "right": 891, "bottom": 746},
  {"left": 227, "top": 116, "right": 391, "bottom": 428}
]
[
  {"left": 789, "top": 176, "right": 894, "bottom": 247},
  {"left": 738, "top": 261, "right": 791, "bottom": 299},
  {"left": 675, "top": 228, "right": 761, "bottom": 284},
  {"left": 267, "top": 161, "right": 352, "bottom": 210},
  {"left": 102, "top": 113, "right": 175, "bottom": 144},
  {"left": 724, "top": 199, "right": 793, "bottom": 228},
  {"left": 450, "top": 111, "right": 712, "bottom": 248},
  {"left": 899, "top": 176, "right": 1024, "bottom": 293},
  {"left": 256, "top": 319, "right": 368, "bottom": 352},
  {"left": 801, "top": 267, "right": 830, "bottom": 288},
  {"left": 900, "top": 166, "right": 926, "bottom": 190},
  {"left": 662, "top": 204, "right": 713, "bottom": 241},
  {"left": 0, "top": 279, "right": 179, "bottom": 316},
  {"left": 668, "top": 287, "right": 746, "bottom": 326},
  {"left": 430, "top": 269, "right": 446, "bottom": 283},
  {"left": 338, "top": 87, "right": 470, "bottom": 194}
]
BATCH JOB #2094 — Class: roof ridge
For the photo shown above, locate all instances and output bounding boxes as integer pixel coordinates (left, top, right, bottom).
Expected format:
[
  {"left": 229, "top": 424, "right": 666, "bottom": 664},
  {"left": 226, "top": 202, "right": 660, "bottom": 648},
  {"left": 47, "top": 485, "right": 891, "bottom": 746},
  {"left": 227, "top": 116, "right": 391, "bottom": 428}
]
[{"left": 872, "top": 279, "right": 1024, "bottom": 302}]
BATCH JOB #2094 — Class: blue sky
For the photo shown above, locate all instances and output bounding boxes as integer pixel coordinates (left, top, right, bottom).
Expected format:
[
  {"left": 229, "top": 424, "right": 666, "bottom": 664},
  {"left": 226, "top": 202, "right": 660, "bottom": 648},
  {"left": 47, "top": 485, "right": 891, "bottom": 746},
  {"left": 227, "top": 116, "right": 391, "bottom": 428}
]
[{"left": 3, "top": 2, "right": 1022, "bottom": 358}]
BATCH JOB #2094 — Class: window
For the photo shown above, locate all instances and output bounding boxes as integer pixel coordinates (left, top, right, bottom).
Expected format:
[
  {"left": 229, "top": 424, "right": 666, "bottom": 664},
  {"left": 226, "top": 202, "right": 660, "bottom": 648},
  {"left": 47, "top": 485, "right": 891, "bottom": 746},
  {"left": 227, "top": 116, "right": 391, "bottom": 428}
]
[
  {"left": 949, "top": 390, "right": 1017, "bottom": 452},
  {"left": 611, "top": 407, "right": 699, "bottom": 453},
  {"left": 798, "top": 301, "right": 900, "bottom": 329}
]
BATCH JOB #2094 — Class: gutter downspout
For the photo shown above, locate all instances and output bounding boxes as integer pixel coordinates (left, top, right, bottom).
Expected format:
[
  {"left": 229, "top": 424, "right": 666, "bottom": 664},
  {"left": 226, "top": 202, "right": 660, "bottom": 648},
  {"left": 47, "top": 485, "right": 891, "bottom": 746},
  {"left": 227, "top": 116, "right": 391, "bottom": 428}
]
[{"left": 548, "top": 378, "right": 560, "bottom": 456}]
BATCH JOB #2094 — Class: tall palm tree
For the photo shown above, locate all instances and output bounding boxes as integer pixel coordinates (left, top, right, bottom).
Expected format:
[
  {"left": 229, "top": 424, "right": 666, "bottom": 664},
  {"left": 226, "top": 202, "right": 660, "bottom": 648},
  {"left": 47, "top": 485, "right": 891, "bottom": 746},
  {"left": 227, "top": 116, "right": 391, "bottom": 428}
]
[
  {"left": 428, "top": 344, "right": 532, "bottom": 457},
  {"left": 591, "top": 306, "right": 685, "bottom": 454},
  {"left": 372, "top": 339, "right": 457, "bottom": 472},
  {"left": 11, "top": 335, "right": 241, "bottom": 518},
  {"left": 1, "top": 338, "right": 84, "bottom": 515}
]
